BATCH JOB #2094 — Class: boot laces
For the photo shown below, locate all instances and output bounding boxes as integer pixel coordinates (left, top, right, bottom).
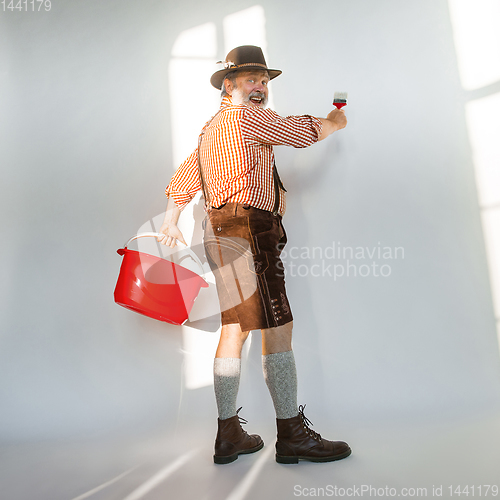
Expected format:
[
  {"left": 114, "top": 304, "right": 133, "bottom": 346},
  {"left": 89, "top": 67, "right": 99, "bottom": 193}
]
[
  {"left": 236, "top": 407, "right": 248, "bottom": 425},
  {"left": 298, "top": 404, "right": 322, "bottom": 441}
]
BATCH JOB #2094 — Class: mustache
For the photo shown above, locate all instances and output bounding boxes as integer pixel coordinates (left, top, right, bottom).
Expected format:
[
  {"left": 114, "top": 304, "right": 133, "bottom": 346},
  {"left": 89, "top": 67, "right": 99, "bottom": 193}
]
[{"left": 249, "top": 92, "right": 266, "bottom": 99}]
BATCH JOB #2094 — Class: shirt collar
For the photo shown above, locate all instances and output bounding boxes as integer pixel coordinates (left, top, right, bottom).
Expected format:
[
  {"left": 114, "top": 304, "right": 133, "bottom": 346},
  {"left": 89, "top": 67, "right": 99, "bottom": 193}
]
[
  {"left": 220, "top": 95, "right": 233, "bottom": 109},
  {"left": 220, "top": 95, "right": 256, "bottom": 110}
]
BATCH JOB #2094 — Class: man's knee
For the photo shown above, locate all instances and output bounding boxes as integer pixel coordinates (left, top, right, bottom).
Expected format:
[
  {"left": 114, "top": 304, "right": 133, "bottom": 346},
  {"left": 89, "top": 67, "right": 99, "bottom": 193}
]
[
  {"left": 221, "top": 323, "right": 250, "bottom": 341},
  {"left": 262, "top": 320, "right": 293, "bottom": 336},
  {"left": 261, "top": 321, "right": 293, "bottom": 354}
]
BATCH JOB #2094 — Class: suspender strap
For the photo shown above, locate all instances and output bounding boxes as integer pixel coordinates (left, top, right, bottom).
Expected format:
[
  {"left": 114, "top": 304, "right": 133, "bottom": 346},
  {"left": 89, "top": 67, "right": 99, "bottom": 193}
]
[
  {"left": 197, "top": 132, "right": 210, "bottom": 210},
  {"left": 197, "top": 110, "right": 222, "bottom": 211},
  {"left": 272, "top": 160, "right": 287, "bottom": 216}
]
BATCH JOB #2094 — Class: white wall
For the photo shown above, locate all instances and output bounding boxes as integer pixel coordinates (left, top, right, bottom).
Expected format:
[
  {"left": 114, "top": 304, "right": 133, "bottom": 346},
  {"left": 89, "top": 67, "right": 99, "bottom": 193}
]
[{"left": 1, "top": 0, "right": 499, "bottom": 442}]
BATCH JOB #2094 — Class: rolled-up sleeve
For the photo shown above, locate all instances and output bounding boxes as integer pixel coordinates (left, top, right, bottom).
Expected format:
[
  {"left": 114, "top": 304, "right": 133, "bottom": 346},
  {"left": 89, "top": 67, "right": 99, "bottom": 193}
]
[
  {"left": 165, "top": 148, "right": 202, "bottom": 211},
  {"left": 240, "top": 108, "right": 323, "bottom": 148}
]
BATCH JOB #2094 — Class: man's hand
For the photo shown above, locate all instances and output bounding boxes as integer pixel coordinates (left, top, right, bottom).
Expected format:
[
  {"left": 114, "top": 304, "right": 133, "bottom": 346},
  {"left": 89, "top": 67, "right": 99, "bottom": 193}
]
[
  {"left": 327, "top": 108, "right": 347, "bottom": 131},
  {"left": 157, "top": 197, "right": 186, "bottom": 247},
  {"left": 318, "top": 108, "right": 347, "bottom": 141},
  {"left": 157, "top": 223, "right": 187, "bottom": 248}
]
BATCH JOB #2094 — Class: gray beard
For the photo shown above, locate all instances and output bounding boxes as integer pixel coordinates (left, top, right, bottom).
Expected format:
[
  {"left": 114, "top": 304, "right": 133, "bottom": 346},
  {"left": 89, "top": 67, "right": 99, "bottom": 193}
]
[
  {"left": 248, "top": 91, "right": 268, "bottom": 107},
  {"left": 233, "top": 87, "right": 268, "bottom": 107}
]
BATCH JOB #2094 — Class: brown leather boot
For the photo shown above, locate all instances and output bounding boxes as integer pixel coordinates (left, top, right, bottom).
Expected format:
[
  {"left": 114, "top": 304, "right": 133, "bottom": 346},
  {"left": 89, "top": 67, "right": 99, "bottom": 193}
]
[
  {"left": 275, "top": 405, "right": 351, "bottom": 464},
  {"left": 214, "top": 407, "right": 264, "bottom": 464}
]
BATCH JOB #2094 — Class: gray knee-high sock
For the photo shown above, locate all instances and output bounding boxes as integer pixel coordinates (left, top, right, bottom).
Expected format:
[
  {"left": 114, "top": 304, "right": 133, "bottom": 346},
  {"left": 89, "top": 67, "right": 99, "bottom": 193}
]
[
  {"left": 262, "top": 350, "right": 299, "bottom": 419},
  {"left": 214, "top": 357, "right": 241, "bottom": 420}
]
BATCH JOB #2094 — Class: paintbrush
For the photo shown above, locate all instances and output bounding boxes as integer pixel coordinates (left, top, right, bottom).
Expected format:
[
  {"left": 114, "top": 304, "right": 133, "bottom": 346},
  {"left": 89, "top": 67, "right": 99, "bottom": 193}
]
[{"left": 333, "top": 91, "right": 348, "bottom": 109}]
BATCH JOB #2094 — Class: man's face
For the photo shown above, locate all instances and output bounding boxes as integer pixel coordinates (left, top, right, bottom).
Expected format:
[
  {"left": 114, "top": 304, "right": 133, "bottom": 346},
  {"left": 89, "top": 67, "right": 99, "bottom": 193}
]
[{"left": 225, "top": 70, "right": 270, "bottom": 108}]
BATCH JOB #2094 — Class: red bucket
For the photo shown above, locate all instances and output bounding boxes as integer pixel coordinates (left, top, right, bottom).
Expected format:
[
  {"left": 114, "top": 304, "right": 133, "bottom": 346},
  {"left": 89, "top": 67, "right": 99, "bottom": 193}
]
[{"left": 114, "top": 233, "right": 209, "bottom": 325}]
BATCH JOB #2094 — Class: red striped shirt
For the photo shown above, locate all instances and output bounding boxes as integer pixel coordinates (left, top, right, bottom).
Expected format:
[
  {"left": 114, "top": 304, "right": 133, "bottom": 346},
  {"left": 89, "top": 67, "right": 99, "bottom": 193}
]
[{"left": 165, "top": 96, "right": 323, "bottom": 216}]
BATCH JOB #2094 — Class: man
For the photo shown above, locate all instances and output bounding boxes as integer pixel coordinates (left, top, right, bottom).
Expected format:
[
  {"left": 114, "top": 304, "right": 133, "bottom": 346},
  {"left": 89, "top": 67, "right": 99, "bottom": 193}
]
[{"left": 158, "top": 46, "right": 350, "bottom": 465}]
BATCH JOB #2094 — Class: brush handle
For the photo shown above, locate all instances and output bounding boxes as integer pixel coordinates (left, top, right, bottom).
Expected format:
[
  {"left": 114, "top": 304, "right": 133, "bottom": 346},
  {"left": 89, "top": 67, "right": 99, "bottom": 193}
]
[{"left": 333, "top": 102, "right": 347, "bottom": 109}]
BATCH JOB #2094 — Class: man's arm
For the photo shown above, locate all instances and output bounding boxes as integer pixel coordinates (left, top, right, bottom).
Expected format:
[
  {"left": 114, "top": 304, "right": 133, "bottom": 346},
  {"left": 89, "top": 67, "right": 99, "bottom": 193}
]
[
  {"left": 157, "top": 148, "right": 200, "bottom": 248},
  {"left": 157, "top": 196, "right": 187, "bottom": 248},
  {"left": 317, "top": 107, "right": 347, "bottom": 141},
  {"left": 241, "top": 106, "right": 346, "bottom": 147}
]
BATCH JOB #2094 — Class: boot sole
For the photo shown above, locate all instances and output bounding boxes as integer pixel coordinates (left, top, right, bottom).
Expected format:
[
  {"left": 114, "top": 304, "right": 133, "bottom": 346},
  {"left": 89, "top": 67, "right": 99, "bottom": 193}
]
[
  {"left": 214, "top": 440, "right": 264, "bottom": 465},
  {"left": 276, "top": 447, "right": 351, "bottom": 464}
]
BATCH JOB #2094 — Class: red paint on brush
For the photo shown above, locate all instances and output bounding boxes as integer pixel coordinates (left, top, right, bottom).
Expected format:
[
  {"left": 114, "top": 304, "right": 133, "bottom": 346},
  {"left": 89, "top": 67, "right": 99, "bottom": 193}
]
[{"left": 333, "top": 102, "right": 347, "bottom": 109}]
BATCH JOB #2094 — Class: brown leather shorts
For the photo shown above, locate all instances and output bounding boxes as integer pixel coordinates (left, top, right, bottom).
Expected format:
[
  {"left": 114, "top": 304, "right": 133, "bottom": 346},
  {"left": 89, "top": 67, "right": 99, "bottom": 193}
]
[{"left": 203, "top": 203, "right": 293, "bottom": 331}]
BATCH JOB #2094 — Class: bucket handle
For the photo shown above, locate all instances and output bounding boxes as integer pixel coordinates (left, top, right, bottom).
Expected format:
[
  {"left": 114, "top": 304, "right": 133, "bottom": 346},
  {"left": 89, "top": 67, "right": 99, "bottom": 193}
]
[{"left": 122, "top": 232, "right": 206, "bottom": 276}]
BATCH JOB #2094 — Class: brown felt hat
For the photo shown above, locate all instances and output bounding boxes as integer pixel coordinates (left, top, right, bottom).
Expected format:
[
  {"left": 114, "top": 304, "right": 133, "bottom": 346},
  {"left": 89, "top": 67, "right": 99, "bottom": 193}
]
[{"left": 210, "top": 45, "right": 282, "bottom": 90}]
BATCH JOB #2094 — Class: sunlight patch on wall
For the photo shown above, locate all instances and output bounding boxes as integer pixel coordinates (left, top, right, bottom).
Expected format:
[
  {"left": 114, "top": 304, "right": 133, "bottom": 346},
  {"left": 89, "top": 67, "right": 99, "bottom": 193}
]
[
  {"left": 465, "top": 93, "right": 500, "bottom": 209},
  {"left": 448, "top": 0, "right": 500, "bottom": 90},
  {"left": 465, "top": 93, "right": 500, "bottom": 338},
  {"left": 169, "top": 23, "right": 219, "bottom": 167},
  {"left": 480, "top": 209, "right": 500, "bottom": 325},
  {"left": 448, "top": 0, "right": 500, "bottom": 344},
  {"left": 223, "top": 6, "right": 268, "bottom": 56},
  {"left": 172, "top": 23, "right": 217, "bottom": 58}
]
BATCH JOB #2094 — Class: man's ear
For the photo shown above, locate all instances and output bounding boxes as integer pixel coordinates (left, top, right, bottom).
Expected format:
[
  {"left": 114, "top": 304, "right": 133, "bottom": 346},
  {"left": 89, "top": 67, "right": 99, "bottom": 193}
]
[{"left": 223, "top": 78, "right": 233, "bottom": 95}]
